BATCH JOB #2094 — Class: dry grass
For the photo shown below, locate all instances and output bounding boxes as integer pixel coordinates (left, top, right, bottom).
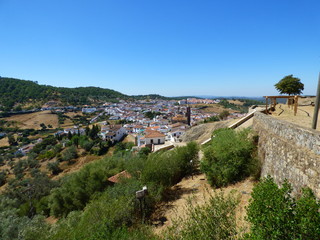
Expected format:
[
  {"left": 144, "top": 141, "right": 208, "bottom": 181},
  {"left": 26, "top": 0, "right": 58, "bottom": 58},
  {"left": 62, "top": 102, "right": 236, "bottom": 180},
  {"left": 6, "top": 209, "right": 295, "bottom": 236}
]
[
  {"left": 191, "top": 104, "right": 239, "bottom": 114},
  {"left": 270, "top": 104, "right": 320, "bottom": 131},
  {"left": 4, "top": 111, "right": 59, "bottom": 129},
  {"left": 228, "top": 100, "right": 244, "bottom": 106},
  {"left": 0, "top": 137, "right": 9, "bottom": 147}
]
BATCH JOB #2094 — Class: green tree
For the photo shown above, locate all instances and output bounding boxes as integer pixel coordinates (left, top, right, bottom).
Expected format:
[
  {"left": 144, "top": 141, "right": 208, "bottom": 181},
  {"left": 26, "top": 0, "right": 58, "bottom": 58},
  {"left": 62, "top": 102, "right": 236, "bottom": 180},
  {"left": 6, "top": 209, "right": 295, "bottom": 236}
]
[
  {"left": 0, "top": 171, "right": 7, "bottom": 186},
  {"left": 47, "top": 161, "right": 62, "bottom": 175},
  {"left": 144, "top": 111, "right": 161, "bottom": 120},
  {"left": 89, "top": 125, "right": 100, "bottom": 140},
  {"left": 7, "top": 134, "right": 17, "bottom": 146},
  {"left": 40, "top": 123, "right": 47, "bottom": 130},
  {"left": 218, "top": 110, "right": 230, "bottom": 120},
  {"left": 62, "top": 146, "right": 78, "bottom": 164},
  {"left": 274, "top": 75, "right": 304, "bottom": 95},
  {"left": 71, "top": 135, "right": 79, "bottom": 148}
]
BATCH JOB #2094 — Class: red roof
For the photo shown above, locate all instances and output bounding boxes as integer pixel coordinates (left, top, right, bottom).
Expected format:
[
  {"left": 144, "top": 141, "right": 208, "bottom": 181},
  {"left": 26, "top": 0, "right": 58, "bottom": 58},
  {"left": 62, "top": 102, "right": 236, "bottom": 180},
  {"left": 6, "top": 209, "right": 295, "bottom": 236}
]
[
  {"left": 146, "top": 126, "right": 160, "bottom": 131},
  {"left": 145, "top": 130, "right": 165, "bottom": 138},
  {"left": 107, "top": 170, "right": 132, "bottom": 183}
]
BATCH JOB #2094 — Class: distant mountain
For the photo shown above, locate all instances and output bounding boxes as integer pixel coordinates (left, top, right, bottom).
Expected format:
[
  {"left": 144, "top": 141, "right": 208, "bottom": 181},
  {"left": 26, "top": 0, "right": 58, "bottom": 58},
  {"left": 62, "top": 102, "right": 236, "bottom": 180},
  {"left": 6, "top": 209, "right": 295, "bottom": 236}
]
[{"left": 0, "top": 77, "right": 169, "bottom": 111}]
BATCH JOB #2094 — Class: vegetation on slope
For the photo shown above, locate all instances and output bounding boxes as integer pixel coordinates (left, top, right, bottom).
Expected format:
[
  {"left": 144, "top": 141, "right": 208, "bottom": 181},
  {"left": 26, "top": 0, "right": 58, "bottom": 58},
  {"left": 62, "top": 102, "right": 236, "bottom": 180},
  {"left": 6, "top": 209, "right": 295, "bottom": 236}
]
[
  {"left": 0, "top": 77, "right": 125, "bottom": 109},
  {"left": 201, "top": 128, "right": 259, "bottom": 187},
  {"left": 0, "top": 77, "right": 172, "bottom": 110},
  {"left": 0, "top": 142, "right": 199, "bottom": 239}
]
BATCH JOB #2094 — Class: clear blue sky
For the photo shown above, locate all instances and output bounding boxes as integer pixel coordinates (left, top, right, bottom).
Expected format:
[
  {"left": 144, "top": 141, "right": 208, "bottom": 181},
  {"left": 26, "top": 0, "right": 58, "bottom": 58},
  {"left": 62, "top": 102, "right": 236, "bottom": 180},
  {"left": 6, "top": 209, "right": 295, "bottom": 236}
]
[{"left": 0, "top": 0, "right": 319, "bottom": 97}]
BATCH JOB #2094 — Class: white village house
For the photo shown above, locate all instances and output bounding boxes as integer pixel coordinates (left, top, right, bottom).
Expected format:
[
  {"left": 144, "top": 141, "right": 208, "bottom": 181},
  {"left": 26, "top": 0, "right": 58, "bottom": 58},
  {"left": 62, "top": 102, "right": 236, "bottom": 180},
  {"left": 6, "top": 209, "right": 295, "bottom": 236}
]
[
  {"left": 166, "top": 128, "right": 186, "bottom": 142},
  {"left": 144, "top": 130, "right": 165, "bottom": 145},
  {"left": 99, "top": 125, "right": 127, "bottom": 142}
]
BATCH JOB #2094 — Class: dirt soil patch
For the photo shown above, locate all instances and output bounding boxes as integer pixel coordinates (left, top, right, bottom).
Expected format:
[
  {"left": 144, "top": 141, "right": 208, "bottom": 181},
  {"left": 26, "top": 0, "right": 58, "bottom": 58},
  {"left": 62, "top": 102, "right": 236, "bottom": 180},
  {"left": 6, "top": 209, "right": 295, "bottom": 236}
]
[
  {"left": 123, "top": 134, "right": 135, "bottom": 144},
  {"left": 5, "top": 111, "right": 59, "bottom": 129},
  {"left": 0, "top": 137, "right": 9, "bottom": 147}
]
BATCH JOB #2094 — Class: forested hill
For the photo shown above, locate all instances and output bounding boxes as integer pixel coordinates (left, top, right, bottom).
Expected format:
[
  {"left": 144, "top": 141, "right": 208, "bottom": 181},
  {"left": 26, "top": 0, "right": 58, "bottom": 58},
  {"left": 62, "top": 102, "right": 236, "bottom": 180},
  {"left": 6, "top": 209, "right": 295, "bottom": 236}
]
[{"left": 0, "top": 77, "right": 168, "bottom": 110}]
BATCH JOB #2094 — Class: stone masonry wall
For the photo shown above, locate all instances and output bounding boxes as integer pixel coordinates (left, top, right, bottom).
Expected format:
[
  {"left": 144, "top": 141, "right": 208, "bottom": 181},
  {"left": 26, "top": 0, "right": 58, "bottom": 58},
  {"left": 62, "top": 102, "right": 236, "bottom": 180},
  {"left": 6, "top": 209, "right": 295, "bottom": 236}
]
[{"left": 253, "top": 112, "right": 320, "bottom": 198}]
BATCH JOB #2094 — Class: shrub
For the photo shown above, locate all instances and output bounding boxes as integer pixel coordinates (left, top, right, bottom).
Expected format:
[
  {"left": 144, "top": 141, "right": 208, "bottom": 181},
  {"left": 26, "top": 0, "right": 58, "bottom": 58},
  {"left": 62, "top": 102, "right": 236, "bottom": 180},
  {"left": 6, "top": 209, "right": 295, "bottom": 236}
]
[
  {"left": 48, "top": 162, "right": 109, "bottom": 217},
  {"left": 47, "top": 161, "right": 62, "bottom": 175},
  {"left": 201, "top": 128, "right": 257, "bottom": 187},
  {"left": 142, "top": 142, "right": 199, "bottom": 188},
  {"left": 0, "top": 171, "right": 7, "bottom": 186},
  {"left": 246, "top": 176, "right": 320, "bottom": 239},
  {"left": 62, "top": 146, "right": 78, "bottom": 164},
  {"left": 80, "top": 140, "right": 94, "bottom": 152}
]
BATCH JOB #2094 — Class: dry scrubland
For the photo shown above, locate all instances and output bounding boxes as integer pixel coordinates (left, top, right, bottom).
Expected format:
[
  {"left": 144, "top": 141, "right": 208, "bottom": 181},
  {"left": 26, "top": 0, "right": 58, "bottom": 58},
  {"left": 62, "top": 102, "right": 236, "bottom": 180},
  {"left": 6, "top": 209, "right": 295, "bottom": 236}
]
[
  {"left": 3, "top": 110, "right": 87, "bottom": 130},
  {"left": 153, "top": 99, "right": 320, "bottom": 234},
  {"left": 4, "top": 111, "right": 59, "bottom": 129},
  {"left": 181, "top": 119, "right": 235, "bottom": 143},
  {"left": 191, "top": 103, "right": 239, "bottom": 114},
  {"left": 152, "top": 173, "right": 255, "bottom": 234}
]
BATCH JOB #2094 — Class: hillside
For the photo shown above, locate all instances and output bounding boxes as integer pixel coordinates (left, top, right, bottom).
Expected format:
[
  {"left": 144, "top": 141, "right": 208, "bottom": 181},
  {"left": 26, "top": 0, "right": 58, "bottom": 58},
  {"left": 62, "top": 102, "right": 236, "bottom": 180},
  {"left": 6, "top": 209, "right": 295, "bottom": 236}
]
[{"left": 0, "top": 77, "right": 171, "bottom": 110}]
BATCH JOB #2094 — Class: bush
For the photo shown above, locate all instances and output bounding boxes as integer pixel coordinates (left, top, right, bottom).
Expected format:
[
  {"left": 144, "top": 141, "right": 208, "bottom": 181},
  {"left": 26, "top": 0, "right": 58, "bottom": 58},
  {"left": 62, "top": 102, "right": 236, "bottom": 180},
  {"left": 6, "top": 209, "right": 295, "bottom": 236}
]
[
  {"left": 142, "top": 142, "right": 199, "bottom": 188},
  {"left": 80, "top": 140, "right": 94, "bottom": 152},
  {"left": 48, "top": 161, "right": 109, "bottom": 217},
  {"left": 246, "top": 176, "right": 320, "bottom": 239},
  {"left": 201, "top": 128, "right": 257, "bottom": 187},
  {"left": 0, "top": 171, "right": 7, "bottom": 186}
]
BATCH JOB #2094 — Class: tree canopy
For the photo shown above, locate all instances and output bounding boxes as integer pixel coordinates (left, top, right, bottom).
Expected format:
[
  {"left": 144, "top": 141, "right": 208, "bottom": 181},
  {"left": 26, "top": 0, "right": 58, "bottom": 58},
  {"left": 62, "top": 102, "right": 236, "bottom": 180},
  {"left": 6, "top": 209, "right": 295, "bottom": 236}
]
[
  {"left": 274, "top": 75, "right": 304, "bottom": 95},
  {"left": 0, "top": 77, "right": 174, "bottom": 110}
]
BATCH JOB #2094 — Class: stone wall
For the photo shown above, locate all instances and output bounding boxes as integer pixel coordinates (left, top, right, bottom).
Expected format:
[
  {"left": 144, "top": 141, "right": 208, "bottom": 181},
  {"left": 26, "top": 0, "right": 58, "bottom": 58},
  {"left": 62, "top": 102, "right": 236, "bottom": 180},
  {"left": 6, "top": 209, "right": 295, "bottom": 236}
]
[{"left": 253, "top": 112, "right": 320, "bottom": 198}]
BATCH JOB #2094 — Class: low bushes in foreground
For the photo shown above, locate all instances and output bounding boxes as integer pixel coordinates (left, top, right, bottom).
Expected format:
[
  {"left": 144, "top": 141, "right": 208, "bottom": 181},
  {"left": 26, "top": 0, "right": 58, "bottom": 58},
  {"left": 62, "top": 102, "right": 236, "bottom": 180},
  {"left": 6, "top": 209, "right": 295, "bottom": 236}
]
[{"left": 246, "top": 176, "right": 320, "bottom": 240}]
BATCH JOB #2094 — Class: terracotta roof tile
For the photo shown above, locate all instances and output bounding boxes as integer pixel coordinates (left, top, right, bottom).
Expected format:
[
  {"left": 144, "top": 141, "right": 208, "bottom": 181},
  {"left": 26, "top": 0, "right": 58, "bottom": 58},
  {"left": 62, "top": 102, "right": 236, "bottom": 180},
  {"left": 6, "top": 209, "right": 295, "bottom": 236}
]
[
  {"left": 145, "top": 130, "right": 165, "bottom": 138},
  {"left": 107, "top": 170, "right": 131, "bottom": 183}
]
